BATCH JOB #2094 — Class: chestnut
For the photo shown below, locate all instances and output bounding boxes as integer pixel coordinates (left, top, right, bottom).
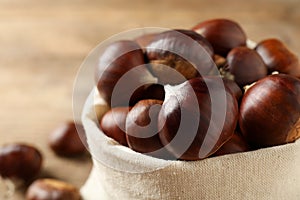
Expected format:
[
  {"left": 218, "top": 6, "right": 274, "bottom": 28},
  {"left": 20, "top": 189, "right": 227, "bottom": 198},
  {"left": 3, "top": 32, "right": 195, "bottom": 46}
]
[
  {"left": 158, "top": 77, "right": 239, "bottom": 160},
  {"left": 142, "top": 84, "right": 165, "bottom": 101},
  {"left": 129, "top": 83, "right": 165, "bottom": 106},
  {"left": 49, "top": 122, "right": 86, "bottom": 157},
  {"left": 100, "top": 107, "right": 130, "bottom": 146},
  {"left": 226, "top": 47, "right": 268, "bottom": 87},
  {"left": 95, "top": 40, "right": 157, "bottom": 107},
  {"left": 26, "top": 179, "right": 81, "bottom": 200},
  {"left": 0, "top": 144, "right": 42, "bottom": 181},
  {"left": 255, "top": 38, "right": 300, "bottom": 77},
  {"left": 192, "top": 19, "right": 247, "bottom": 56},
  {"left": 126, "top": 99, "right": 173, "bottom": 159},
  {"left": 212, "top": 132, "right": 250, "bottom": 156},
  {"left": 146, "top": 29, "right": 215, "bottom": 84},
  {"left": 239, "top": 74, "right": 300, "bottom": 148}
]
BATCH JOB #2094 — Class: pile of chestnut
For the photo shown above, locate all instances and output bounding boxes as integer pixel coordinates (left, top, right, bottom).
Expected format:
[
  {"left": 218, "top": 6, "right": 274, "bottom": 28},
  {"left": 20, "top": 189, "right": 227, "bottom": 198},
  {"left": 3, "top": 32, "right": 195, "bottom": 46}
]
[
  {"left": 0, "top": 121, "right": 86, "bottom": 200},
  {"left": 96, "top": 18, "right": 300, "bottom": 161}
]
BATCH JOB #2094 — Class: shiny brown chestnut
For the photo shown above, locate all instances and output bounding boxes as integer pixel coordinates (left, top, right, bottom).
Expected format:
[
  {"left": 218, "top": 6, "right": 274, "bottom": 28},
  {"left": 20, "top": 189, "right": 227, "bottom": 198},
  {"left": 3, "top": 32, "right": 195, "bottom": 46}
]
[
  {"left": 100, "top": 107, "right": 131, "bottom": 146},
  {"left": 146, "top": 29, "right": 215, "bottom": 84},
  {"left": 26, "top": 179, "right": 81, "bottom": 200},
  {"left": 0, "top": 144, "right": 42, "bottom": 181},
  {"left": 95, "top": 40, "right": 157, "bottom": 107},
  {"left": 141, "top": 84, "right": 165, "bottom": 101},
  {"left": 126, "top": 99, "right": 173, "bottom": 159},
  {"left": 49, "top": 122, "right": 86, "bottom": 157},
  {"left": 255, "top": 38, "right": 300, "bottom": 77},
  {"left": 129, "top": 83, "right": 165, "bottom": 106},
  {"left": 158, "top": 77, "right": 239, "bottom": 160},
  {"left": 226, "top": 47, "right": 268, "bottom": 87},
  {"left": 239, "top": 74, "right": 300, "bottom": 148},
  {"left": 212, "top": 132, "right": 250, "bottom": 156},
  {"left": 192, "top": 19, "right": 247, "bottom": 56}
]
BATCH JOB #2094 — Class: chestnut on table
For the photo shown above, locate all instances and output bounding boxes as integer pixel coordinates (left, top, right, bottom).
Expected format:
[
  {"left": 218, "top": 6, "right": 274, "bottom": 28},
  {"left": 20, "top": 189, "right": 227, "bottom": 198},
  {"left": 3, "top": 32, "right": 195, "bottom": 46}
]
[
  {"left": 26, "top": 179, "right": 81, "bottom": 200},
  {"left": 48, "top": 122, "right": 87, "bottom": 157},
  {"left": 0, "top": 144, "right": 43, "bottom": 182}
]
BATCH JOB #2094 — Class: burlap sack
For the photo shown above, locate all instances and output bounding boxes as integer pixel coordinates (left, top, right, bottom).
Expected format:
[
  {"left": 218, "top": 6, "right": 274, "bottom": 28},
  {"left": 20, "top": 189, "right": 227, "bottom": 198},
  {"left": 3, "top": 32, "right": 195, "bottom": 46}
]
[{"left": 80, "top": 89, "right": 300, "bottom": 200}]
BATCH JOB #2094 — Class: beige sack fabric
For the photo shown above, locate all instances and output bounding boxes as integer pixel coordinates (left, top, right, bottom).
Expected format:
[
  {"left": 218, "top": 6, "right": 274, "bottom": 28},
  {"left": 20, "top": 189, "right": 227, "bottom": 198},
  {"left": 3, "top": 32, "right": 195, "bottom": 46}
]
[{"left": 80, "top": 89, "right": 300, "bottom": 200}]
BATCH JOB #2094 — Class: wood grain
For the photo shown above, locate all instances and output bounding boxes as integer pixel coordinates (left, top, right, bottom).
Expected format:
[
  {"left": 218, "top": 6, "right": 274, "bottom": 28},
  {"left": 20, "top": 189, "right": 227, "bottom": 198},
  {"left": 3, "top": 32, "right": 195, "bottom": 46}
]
[{"left": 0, "top": 0, "right": 299, "bottom": 199}]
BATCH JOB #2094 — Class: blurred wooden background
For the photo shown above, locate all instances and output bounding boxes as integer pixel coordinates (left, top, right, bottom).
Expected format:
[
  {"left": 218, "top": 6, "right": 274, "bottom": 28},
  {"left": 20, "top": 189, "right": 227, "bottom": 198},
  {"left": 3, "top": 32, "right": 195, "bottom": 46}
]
[{"left": 0, "top": 0, "right": 299, "bottom": 198}]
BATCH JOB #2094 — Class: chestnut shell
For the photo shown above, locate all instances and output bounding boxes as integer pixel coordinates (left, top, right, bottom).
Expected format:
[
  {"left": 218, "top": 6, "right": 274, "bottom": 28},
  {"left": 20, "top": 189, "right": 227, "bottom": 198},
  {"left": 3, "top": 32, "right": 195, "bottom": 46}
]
[
  {"left": 95, "top": 40, "right": 155, "bottom": 107},
  {"left": 239, "top": 74, "right": 300, "bottom": 148},
  {"left": 0, "top": 144, "right": 42, "bottom": 181},
  {"left": 158, "top": 77, "right": 238, "bottom": 160},
  {"left": 49, "top": 122, "right": 86, "bottom": 157},
  {"left": 226, "top": 47, "right": 268, "bottom": 87},
  {"left": 129, "top": 83, "right": 165, "bottom": 106},
  {"left": 26, "top": 179, "right": 81, "bottom": 200},
  {"left": 255, "top": 38, "right": 300, "bottom": 77},
  {"left": 126, "top": 99, "right": 173, "bottom": 159},
  {"left": 146, "top": 29, "right": 215, "bottom": 84},
  {"left": 100, "top": 107, "right": 131, "bottom": 146},
  {"left": 192, "top": 19, "right": 247, "bottom": 56}
]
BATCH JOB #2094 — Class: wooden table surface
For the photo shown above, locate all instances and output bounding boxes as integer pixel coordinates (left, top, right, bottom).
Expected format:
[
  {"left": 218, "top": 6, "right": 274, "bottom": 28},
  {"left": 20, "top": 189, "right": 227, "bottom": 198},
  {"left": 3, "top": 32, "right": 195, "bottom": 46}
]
[{"left": 0, "top": 0, "right": 299, "bottom": 199}]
